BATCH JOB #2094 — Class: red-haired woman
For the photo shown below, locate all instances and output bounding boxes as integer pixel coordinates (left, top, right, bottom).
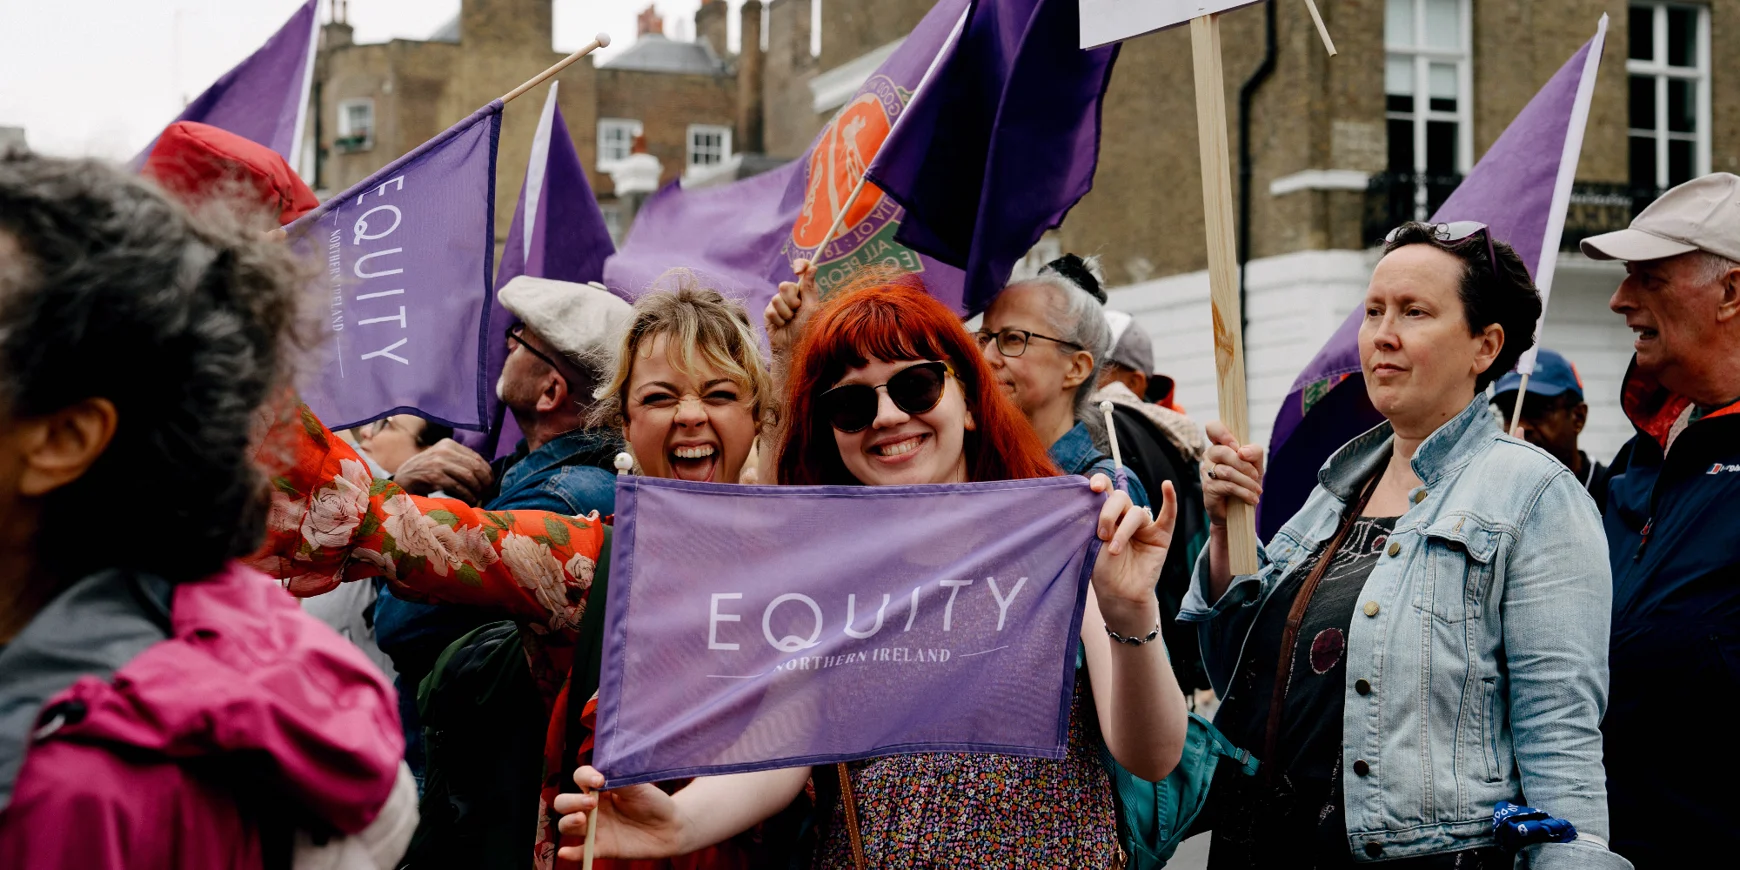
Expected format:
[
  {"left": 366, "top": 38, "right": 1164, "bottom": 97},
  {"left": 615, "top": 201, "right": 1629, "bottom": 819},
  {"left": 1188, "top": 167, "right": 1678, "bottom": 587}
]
[{"left": 553, "top": 269, "right": 1190, "bottom": 868}]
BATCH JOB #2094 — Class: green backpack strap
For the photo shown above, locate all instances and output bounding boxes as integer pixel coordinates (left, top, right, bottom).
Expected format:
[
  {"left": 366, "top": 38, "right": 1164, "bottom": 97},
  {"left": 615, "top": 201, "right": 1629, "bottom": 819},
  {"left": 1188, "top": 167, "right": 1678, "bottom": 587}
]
[{"left": 1102, "top": 711, "right": 1260, "bottom": 869}]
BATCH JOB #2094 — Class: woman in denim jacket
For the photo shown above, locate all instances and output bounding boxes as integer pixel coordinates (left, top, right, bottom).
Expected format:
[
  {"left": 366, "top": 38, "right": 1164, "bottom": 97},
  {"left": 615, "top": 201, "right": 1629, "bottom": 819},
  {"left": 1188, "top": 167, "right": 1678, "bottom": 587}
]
[{"left": 1181, "top": 223, "right": 1628, "bottom": 869}]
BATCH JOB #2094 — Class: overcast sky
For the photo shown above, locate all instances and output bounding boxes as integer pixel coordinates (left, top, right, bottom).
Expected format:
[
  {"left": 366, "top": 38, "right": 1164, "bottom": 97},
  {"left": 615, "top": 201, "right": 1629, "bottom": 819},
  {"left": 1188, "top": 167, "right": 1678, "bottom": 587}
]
[{"left": 0, "top": 0, "right": 752, "bottom": 160}]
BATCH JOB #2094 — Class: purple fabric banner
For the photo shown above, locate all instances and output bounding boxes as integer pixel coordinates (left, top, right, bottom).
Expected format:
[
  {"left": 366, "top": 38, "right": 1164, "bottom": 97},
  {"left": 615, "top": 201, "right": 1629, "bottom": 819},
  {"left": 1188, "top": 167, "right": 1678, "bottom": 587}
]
[
  {"left": 290, "top": 101, "right": 503, "bottom": 433},
  {"left": 134, "top": 0, "right": 318, "bottom": 167},
  {"left": 603, "top": 0, "right": 975, "bottom": 317},
  {"left": 593, "top": 475, "right": 1102, "bottom": 786},
  {"left": 1257, "top": 28, "right": 1605, "bottom": 540},
  {"left": 866, "top": 0, "right": 1119, "bottom": 312},
  {"left": 461, "top": 84, "right": 616, "bottom": 459}
]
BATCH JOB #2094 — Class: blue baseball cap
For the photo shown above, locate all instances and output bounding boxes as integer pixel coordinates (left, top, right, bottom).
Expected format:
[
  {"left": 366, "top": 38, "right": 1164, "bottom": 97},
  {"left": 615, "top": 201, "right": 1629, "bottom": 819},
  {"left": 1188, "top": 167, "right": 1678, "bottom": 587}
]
[{"left": 1493, "top": 348, "right": 1583, "bottom": 401}]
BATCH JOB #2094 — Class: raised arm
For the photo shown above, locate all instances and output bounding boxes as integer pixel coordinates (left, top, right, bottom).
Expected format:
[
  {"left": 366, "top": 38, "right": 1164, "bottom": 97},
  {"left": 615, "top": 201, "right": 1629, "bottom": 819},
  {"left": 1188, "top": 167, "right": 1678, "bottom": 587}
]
[{"left": 248, "top": 401, "right": 604, "bottom": 633}]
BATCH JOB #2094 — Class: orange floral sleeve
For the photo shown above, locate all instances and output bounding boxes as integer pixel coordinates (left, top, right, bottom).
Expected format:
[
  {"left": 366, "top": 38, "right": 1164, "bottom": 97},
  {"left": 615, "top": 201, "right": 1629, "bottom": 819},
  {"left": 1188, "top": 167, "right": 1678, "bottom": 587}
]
[{"left": 247, "top": 402, "right": 604, "bottom": 634}]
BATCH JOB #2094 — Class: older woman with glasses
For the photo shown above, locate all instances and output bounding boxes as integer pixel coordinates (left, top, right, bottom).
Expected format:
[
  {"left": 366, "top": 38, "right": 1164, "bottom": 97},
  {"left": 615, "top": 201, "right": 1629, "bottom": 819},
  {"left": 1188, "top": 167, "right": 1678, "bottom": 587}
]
[{"left": 1183, "top": 222, "right": 1629, "bottom": 869}]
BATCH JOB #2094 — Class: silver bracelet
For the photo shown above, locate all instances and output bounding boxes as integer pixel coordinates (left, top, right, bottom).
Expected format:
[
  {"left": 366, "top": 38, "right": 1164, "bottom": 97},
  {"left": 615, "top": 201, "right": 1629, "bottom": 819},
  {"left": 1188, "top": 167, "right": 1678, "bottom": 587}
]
[{"left": 1105, "top": 620, "right": 1161, "bottom": 646}]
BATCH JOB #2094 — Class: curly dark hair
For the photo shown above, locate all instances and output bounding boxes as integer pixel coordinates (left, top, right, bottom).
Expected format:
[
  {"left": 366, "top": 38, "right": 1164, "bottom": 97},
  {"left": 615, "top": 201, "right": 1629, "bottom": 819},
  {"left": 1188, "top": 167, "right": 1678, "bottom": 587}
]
[
  {"left": 0, "top": 151, "right": 312, "bottom": 584},
  {"left": 1382, "top": 222, "right": 1543, "bottom": 391}
]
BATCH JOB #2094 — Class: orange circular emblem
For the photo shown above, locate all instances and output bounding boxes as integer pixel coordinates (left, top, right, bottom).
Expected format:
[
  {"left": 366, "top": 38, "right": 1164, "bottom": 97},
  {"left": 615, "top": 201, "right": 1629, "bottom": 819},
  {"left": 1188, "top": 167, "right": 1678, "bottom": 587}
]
[{"left": 792, "top": 94, "right": 891, "bottom": 250}]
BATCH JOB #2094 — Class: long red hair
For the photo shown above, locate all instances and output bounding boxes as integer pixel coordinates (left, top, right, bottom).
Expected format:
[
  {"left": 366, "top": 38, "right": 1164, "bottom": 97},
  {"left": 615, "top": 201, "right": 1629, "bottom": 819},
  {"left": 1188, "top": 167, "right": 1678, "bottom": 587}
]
[{"left": 776, "top": 268, "right": 1059, "bottom": 485}]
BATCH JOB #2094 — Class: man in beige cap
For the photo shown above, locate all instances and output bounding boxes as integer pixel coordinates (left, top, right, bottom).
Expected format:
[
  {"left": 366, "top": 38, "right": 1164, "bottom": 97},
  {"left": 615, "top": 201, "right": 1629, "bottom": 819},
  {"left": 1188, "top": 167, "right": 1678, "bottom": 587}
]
[
  {"left": 1579, "top": 172, "right": 1740, "bottom": 867},
  {"left": 377, "top": 275, "right": 632, "bottom": 792}
]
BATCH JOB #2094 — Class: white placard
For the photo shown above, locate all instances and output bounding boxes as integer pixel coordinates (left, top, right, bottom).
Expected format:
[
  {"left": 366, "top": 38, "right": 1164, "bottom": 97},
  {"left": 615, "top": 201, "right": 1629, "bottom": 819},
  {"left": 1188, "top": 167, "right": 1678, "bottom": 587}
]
[{"left": 1079, "top": 0, "right": 1264, "bottom": 49}]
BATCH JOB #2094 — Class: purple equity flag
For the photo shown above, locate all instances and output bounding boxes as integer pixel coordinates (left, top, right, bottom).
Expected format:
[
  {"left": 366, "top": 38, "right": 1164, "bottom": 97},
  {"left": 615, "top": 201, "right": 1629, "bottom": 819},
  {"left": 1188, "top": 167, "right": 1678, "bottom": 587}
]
[
  {"left": 866, "top": 0, "right": 1119, "bottom": 312},
  {"left": 603, "top": 0, "right": 977, "bottom": 316},
  {"left": 592, "top": 475, "right": 1102, "bottom": 785},
  {"left": 135, "top": 0, "right": 319, "bottom": 169},
  {"left": 1256, "top": 18, "right": 1608, "bottom": 540},
  {"left": 461, "top": 83, "right": 616, "bottom": 458},
  {"left": 290, "top": 101, "right": 504, "bottom": 433}
]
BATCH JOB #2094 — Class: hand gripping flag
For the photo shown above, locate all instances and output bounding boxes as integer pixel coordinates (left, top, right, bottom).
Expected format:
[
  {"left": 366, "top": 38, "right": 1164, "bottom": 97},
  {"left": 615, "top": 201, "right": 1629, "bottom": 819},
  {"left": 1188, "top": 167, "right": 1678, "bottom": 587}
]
[
  {"left": 865, "top": 0, "right": 1119, "bottom": 313},
  {"left": 592, "top": 476, "right": 1103, "bottom": 786},
  {"left": 460, "top": 83, "right": 616, "bottom": 459},
  {"left": 135, "top": 0, "right": 319, "bottom": 169},
  {"left": 1257, "top": 18, "right": 1607, "bottom": 540},
  {"left": 289, "top": 101, "right": 504, "bottom": 433}
]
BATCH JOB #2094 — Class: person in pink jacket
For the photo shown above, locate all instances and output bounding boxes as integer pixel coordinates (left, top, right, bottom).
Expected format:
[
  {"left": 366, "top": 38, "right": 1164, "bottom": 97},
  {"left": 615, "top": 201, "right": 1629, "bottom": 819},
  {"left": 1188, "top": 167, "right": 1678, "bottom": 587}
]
[{"left": 0, "top": 147, "right": 412, "bottom": 866}]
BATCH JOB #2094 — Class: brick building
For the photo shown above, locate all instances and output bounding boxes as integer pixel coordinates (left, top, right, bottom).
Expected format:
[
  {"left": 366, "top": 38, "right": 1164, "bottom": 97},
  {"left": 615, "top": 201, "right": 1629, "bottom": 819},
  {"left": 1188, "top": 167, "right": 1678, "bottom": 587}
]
[{"left": 310, "top": 0, "right": 1738, "bottom": 457}]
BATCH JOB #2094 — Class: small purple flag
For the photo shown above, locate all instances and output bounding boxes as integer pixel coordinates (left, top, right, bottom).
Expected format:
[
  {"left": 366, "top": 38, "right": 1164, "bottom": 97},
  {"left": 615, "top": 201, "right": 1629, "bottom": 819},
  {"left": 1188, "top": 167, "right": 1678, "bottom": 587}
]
[
  {"left": 604, "top": 0, "right": 976, "bottom": 317},
  {"left": 461, "top": 83, "right": 616, "bottom": 459},
  {"left": 290, "top": 101, "right": 504, "bottom": 433},
  {"left": 1257, "top": 19, "right": 1607, "bottom": 540},
  {"left": 135, "top": 0, "right": 319, "bottom": 168},
  {"left": 593, "top": 476, "right": 1102, "bottom": 785},
  {"left": 866, "top": 0, "right": 1119, "bottom": 312}
]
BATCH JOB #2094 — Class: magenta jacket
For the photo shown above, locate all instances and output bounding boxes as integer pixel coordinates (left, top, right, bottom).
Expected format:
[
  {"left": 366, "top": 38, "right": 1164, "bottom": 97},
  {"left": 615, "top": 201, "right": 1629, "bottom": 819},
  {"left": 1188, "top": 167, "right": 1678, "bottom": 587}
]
[{"left": 0, "top": 562, "right": 405, "bottom": 868}]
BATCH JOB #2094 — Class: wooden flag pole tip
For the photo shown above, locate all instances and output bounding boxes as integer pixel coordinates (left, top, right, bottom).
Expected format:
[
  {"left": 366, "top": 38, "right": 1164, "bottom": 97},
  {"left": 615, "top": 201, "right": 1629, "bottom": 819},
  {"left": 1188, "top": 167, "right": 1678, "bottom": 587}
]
[
  {"left": 1302, "top": 0, "right": 1337, "bottom": 56},
  {"left": 502, "top": 32, "right": 611, "bottom": 104}
]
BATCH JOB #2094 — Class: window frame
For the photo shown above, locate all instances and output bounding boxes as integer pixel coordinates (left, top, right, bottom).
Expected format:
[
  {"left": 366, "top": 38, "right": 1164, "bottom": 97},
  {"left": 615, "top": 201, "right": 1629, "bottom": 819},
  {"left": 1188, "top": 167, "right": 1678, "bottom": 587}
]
[
  {"left": 1626, "top": 1, "right": 1711, "bottom": 189},
  {"left": 335, "top": 98, "right": 374, "bottom": 152},
  {"left": 596, "top": 118, "right": 644, "bottom": 172},
  {"left": 1385, "top": 0, "right": 1475, "bottom": 179},
  {"left": 686, "top": 124, "right": 733, "bottom": 169}
]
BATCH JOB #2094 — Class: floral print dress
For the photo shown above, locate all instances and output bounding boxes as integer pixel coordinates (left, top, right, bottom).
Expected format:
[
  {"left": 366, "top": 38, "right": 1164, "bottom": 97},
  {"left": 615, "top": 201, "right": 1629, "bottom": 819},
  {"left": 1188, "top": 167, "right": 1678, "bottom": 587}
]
[{"left": 247, "top": 402, "right": 605, "bottom": 868}]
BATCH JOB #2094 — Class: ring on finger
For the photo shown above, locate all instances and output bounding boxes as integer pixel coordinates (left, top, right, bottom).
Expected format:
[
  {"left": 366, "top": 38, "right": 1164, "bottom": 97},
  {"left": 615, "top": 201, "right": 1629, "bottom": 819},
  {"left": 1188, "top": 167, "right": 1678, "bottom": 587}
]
[{"left": 1208, "top": 464, "right": 1219, "bottom": 480}]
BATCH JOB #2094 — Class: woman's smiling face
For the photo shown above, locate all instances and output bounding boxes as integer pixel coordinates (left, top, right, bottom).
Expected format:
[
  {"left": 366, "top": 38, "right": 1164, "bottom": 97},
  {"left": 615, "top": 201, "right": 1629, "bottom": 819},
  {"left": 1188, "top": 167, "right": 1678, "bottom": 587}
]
[
  {"left": 624, "top": 334, "right": 758, "bottom": 483},
  {"left": 828, "top": 357, "right": 974, "bottom": 487}
]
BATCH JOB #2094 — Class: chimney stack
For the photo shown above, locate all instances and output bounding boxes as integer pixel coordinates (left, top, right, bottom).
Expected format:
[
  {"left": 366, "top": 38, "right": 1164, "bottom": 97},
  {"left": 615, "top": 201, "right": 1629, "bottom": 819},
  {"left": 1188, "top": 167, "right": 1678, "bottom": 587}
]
[
  {"left": 737, "top": 1, "right": 765, "bottom": 155},
  {"left": 636, "top": 4, "right": 665, "bottom": 39}
]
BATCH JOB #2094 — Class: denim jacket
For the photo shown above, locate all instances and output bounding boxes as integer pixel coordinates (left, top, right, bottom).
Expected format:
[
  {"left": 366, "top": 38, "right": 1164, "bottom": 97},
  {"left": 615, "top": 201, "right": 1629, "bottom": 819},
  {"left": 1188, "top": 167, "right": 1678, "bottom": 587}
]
[
  {"left": 1180, "top": 396, "right": 1628, "bottom": 868},
  {"left": 1049, "top": 421, "right": 1150, "bottom": 509}
]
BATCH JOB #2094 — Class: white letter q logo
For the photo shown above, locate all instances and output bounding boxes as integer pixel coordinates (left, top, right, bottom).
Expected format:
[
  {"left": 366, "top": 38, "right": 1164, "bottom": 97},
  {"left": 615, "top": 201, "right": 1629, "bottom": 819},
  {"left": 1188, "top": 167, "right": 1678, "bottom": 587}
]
[{"left": 762, "top": 594, "right": 824, "bottom": 652}]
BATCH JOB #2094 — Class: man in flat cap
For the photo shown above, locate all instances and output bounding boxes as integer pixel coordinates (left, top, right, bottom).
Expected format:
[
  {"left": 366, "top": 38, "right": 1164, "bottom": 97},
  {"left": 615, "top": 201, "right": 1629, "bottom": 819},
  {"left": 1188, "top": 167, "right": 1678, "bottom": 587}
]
[
  {"left": 380, "top": 276, "right": 632, "bottom": 789},
  {"left": 1580, "top": 173, "right": 1740, "bottom": 867}
]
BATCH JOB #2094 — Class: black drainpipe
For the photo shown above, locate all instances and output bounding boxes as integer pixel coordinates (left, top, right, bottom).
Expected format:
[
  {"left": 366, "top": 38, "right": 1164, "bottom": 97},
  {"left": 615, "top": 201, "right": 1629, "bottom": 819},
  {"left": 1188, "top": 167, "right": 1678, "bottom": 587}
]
[{"left": 1236, "top": 0, "right": 1279, "bottom": 336}]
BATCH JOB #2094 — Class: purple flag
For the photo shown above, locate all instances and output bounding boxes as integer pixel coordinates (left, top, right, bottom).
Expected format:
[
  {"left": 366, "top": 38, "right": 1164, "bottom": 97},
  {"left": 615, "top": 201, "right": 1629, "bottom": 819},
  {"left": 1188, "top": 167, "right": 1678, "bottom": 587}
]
[
  {"left": 604, "top": 0, "right": 976, "bottom": 317},
  {"left": 461, "top": 83, "right": 616, "bottom": 459},
  {"left": 290, "top": 101, "right": 504, "bottom": 432},
  {"left": 593, "top": 475, "right": 1101, "bottom": 785},
  {"left": 1257, "top": 19, "right": 1607, "bottom": 540},
  {"left": 136, "top": 0, "right": 319, "bottom": 168},
  {"left": 866, "top": 0, "right": 1119, "bottom": 311}
]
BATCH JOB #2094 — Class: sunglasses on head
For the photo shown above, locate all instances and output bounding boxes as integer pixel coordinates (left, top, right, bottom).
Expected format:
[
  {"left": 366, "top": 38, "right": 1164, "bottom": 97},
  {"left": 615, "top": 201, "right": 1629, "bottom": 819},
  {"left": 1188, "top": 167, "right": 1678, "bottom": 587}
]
[
  {"left": 818, "top": 361, "right": 953, "bottom": 433},
  {"left": 1387, "top": 220, "right": 1498, "bottom": 281}
]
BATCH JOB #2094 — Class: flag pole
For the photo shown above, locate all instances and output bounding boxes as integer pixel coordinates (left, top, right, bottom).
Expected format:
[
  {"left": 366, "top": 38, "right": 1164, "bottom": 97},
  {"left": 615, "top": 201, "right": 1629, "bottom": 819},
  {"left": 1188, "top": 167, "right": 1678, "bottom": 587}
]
[
  {"left": 1301, "top": 1, "right": 1337, "bottom": 56},
  {"left": 816, "top": 173, "right": 871, "bottom": 262},
  {"left": 1507, "top": 374, "right": 1531, "bottom": 436},
  {"left": 1100, "top": 400, "right": 1129, "bottom": 494},
  {"left": 502, "top": 33, "right": 611, "bottom": 104},
  {"left": 1190, "top": 14, "right": 1260, "bottom": 574}
]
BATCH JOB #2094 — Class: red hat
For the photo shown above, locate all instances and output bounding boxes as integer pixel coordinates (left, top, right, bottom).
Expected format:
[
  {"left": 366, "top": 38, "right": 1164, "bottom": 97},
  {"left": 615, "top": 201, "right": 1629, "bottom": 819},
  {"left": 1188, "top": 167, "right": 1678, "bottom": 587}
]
[{"left": 142, "top": 121, "right": 318, "bottom": 225}]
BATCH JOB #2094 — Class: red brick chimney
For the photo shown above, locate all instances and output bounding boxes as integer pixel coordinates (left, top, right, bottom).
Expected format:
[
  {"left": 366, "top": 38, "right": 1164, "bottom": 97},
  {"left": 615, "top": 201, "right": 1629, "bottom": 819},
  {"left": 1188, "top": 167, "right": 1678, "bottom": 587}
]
[{"left": 636, "top": 4, "right": 664, "bottom": 38}]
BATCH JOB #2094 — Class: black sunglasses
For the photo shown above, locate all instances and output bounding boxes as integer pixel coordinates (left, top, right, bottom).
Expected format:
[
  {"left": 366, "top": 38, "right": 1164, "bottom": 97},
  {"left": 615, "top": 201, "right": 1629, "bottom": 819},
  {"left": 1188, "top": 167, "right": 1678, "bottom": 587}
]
[
  {"left": 507, "top": 323, "right": 565, "bottom": 373},
  {"left": 1387, "top": 221, "right": 1498, "bottom": 282},
  {"left": 819, "top": 361, "right": 953, "bottom": 433}
]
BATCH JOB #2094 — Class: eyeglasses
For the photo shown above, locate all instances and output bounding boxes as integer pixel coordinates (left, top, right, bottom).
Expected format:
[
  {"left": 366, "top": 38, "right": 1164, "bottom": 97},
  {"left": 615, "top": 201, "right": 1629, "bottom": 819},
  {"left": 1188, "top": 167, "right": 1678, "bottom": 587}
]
[
  {"left": 1386, "top": 221, "right": 1498, "bottom": 282},
  {"left": 507, "top": 323, "right": 565, "bottom": 373},
  {"left": 818, "top": 361, "right": 952, "bottom": 433},
  {"left": 972, "top": 327, "right": 1083, "bottom": 358}
]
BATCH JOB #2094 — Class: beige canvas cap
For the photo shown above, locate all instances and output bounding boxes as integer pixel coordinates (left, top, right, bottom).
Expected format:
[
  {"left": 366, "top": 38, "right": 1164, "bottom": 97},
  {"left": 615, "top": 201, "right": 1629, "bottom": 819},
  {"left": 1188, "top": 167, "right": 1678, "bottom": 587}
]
[
  {"left": 498, "top": 275, "right": 632, "bottom": 363},
  {"left": 1582, "top": 172, "right": 1740, "bottom": 262}
]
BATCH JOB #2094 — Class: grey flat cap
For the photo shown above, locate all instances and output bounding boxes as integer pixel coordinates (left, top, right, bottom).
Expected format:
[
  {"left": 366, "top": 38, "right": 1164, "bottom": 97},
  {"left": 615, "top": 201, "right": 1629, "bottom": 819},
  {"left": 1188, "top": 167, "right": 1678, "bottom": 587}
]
[{"left": 498, "top": 276, "right": 633, "bottom": 364}]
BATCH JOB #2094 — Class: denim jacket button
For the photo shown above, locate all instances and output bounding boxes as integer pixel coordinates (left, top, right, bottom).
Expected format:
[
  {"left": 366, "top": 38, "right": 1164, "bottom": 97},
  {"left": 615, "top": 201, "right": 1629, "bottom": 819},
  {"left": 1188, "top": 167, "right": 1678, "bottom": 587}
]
[
  {"left": 1353, "top": 759, "right": 1370, "bottom": 776},
  {"left": 1364, "top": 843, "right": 1383, "bottom": 858},
  {"left": 1354, "top": 678, "right": 1371, "bottom": 695},
  {"left": 1363, "top": 601, "right": 1380, "bottom": 617},
  {"left": 1386, "top": 541, "right": 1401, "bottom": 557},
  {"left": 1413, "top": 489, "right": 1427, "bottom": 504}
]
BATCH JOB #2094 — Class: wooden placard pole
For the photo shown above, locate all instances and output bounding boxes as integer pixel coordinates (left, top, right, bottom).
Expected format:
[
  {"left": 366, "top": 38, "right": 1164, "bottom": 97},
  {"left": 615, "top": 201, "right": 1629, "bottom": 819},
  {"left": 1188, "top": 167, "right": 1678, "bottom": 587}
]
[
  {"left": 501, "top": 33, "right": 611, "bottom": 104},
  {"left": 1190, "top": 14, "right": 1260, "bottom": 575}
]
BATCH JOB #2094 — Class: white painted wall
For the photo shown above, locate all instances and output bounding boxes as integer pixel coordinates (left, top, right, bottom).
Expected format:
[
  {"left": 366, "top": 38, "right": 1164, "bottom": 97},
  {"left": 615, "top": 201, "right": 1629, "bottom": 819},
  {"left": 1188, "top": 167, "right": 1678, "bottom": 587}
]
[{"left": 1106, "top": 250, "right": 1637, "bottom": 463}]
